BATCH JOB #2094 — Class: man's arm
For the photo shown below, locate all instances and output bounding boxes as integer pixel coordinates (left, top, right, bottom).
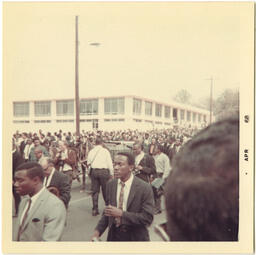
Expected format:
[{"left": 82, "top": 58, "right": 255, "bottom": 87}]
[
  {"left": 162, "top": 155, "right": 171, "bottom": 180},
  {"left": 58, "top": 173, "right": 71, "bottom": 207},
  {"left": 43, "top": 200, "right": 66, "bottom": 241},
  {"left": 105, "top": 150, "right": 114, "bottom": 176}
]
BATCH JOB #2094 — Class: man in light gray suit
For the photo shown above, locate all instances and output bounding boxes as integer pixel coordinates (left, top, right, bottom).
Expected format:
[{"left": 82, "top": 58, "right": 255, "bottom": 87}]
[{"left": 13, "top": 162, "right": 66, "bottom": 241}]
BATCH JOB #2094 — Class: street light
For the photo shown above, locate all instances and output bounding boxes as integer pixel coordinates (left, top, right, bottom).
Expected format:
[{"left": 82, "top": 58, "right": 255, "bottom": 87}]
[
  {"left": 75, "top": 16, "right": 101, "bottom": 191},
  {"left": 75, "top": 16, "right": 101, "bottom": 137}
]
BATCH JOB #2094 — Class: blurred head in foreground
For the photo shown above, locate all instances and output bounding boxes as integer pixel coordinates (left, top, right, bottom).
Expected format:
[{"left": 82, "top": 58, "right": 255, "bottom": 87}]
[{"left": 165, "top": 117, "right": 239, "bottom": 241}]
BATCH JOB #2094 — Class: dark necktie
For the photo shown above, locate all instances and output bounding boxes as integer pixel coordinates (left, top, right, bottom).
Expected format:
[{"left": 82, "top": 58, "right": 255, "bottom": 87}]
[
  {"left": 115, "top": 181, "right": 125, "bottom": 227},
  {"left": 17, "top": 198, "right": 32, "bottom": 241}
]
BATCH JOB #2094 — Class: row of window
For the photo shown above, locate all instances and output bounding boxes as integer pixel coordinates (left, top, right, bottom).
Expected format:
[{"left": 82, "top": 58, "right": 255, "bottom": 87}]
[
  {"left": 13, "top": 98, "right": 207, "bottom": 122},
  {"left": 104, "top": 119, "right": 125, "bottom": 122},
  {"left": 13, "top": 98, "right": 124, "bottom": 117}
]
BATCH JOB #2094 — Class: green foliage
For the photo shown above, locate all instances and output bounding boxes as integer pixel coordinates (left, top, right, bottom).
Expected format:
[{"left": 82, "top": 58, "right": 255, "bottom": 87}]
[{"left": 173, "top": 89, "right": 191, "bottom": 104}]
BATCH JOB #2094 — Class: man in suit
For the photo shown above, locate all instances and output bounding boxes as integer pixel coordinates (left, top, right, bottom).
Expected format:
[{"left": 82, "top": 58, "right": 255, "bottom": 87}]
[
  {"left": 40, "top": 157, "right": 71, "bottom": 209},
  {"left": 13, "top": 162, "right": 66, "bottom": 241},
  {"left": 12, "top": 139, "right": 24, "bottom": 216},
  {"left": 19, "top": 132, "right": 28, "bottom": 158},
  {"left": 91, "top": 152, "right": 154, "bottom": 241},
  {"left": 23, "top": 138, "right": 34, "bottom": 162},
  {"left": 132, "top": 142, "right": 157, "bottom": 183}
]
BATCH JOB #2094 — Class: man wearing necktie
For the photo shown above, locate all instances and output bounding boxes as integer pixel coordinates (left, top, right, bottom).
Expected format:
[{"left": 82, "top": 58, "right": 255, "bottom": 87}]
[
  {"left": 91, "top": 152, "right": 154, "bottom": 241},
  {"left": 40, "top": 157, "right": 71, "bottom": 209},
  {"left": 13, "top": 162, "right": 66, "bottom": 241}
]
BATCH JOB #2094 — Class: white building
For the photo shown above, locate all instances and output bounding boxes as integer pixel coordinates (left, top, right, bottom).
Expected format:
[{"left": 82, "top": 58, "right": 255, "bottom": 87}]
[{"left": 12, "top": 95, "right": 210, "bottom": 133}]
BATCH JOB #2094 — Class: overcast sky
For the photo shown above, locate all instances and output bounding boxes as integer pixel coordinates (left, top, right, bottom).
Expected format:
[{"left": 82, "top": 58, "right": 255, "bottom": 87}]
[{"left": 4, "top": 2, "right": 250, "bottom": 105}]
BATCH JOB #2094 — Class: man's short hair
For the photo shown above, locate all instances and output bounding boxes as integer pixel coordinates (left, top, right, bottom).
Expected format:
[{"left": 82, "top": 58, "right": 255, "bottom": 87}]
[
  {"left": 117, "top": 152, "right": 135, "bottom": 166},
  {"left": 95, "top": 136, "right": 103, "bottom": 145},
  {"left": 164, "top": 117, "right": 239, "bottom": 241},
  {"left": 16, "top": 162, "right": 45, "bottom": 182},
  {"left": 154, "top": 143, "right": 163, "bottom": 152}
]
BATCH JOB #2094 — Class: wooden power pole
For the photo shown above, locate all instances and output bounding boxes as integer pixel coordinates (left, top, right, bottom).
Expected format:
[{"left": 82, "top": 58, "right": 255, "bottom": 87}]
[{"left": 75, "top": 16, "right": 80, "bottom": 136}]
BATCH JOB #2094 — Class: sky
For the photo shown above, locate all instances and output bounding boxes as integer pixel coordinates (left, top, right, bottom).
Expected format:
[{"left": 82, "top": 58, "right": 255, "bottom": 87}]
[{"left": 3, "top": 2, "right": 252, "bottom": 105}]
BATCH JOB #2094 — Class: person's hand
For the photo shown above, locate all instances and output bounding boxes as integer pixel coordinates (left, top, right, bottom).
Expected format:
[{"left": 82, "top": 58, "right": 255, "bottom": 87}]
[
  {"left": 104, "top": 205, "right": 123, "bottom": 217},
  {"left": 91, "top": 230, "right": 100, "bottom": 241},
  {"left": 137, "top": 165, "right": 143, "bottom": 170}
]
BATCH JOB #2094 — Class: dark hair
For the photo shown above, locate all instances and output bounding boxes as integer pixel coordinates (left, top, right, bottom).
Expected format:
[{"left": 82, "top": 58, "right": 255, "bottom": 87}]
[
  {"left": 16, "top": 162, "right": 44, "bottom": 182},
  {"left": 117, "top": 152, "right": 135, "bottom": 166},
  {"left": 154, "top": 143, "right": 163, "bottom": 152},
  {"left": 95, "top": 136, "right": 103, "bottom": 145},
  {"left": 165, "top": 117, "right": 239, "bottom": 241},
  {"left": 33, "top": 137, "right": 40, "bottom": 142}
]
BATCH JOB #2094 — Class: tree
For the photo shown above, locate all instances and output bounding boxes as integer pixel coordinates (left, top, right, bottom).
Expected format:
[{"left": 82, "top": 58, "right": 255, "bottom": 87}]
[
  {"left": 214, "top": 88, "right": 239, "bottom": 121},
  {"left": 173, "top": 89, "right": 191, "bottom": 104},
  {"left": 193, "top": 88, "right": 239, "bottom": 121}
]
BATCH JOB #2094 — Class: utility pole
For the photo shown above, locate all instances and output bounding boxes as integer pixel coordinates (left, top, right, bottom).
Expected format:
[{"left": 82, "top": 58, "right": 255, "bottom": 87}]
[
  {"left": 75, "top": 16, "right": 80, "bottom": 136},
  {"left": 205, "top": 76, "right": 217, "bottom": 125},
  {"left": 209, "top": 76, "right": 213, "bottom": 124}
]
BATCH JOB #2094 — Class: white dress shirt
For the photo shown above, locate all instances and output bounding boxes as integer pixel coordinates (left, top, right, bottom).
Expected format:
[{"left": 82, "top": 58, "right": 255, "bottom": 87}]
[
  {"left": 116, "top": 174, "right": 134, "bottom": 211},
  {"left": 61, "top": 149, "right": 72, "bottom": 172},
  {"left": 153, "top": 152, "right": 171, "bottom": 179},
  {"left": 87, "top": 145, "right": 113, "bottom": 175},
  {"left": 20, "top": 187, "right": 46, "bottom": 224},
  {"left": 135, "top": 151, "right": 145, "bottom": 167},
  {"left": 43, "top": 168, "right": 55, "bottom": 187},
  {"left": 24, "top": 144, "right": 34, "bottom": 160}
]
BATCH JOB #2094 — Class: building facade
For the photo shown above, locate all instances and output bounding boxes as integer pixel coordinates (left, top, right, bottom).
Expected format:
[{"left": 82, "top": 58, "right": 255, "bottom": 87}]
[{"left": 12, "top": 95, "right": 210, "bottom": 133}]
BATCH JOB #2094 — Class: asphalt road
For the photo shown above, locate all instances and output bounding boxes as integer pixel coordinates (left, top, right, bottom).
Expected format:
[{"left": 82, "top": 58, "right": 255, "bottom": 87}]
[{"left": 61, "top": 176, "right": 167, "bottom": 242}]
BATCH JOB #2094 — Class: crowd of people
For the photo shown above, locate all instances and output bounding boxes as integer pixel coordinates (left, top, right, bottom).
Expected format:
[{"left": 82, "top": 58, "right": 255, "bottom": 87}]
[{"left": 12, "top": 118, "right": 239, "bottom": 242}]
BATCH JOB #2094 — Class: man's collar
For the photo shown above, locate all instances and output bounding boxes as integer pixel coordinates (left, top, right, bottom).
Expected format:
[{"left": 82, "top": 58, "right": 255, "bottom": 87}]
[
  {"left": 30, "top": 186, "right": 46, "bottom": 200},
  {"left": 119, "top": 173, "right": 134, "bottom": 186}
]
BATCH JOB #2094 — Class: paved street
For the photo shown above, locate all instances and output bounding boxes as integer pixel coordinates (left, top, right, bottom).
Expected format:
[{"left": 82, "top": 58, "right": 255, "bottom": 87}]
[
  {"left": 12, "top": 175, "right": 167, "bottom": 241},
  {"left": 61, "top": 176, "right": 166, "bottom": 241}
]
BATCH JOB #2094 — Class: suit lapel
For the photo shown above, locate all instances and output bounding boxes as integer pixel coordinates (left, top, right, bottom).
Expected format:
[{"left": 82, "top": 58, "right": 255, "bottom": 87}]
[
  {"left": 111, "top": 179, "right": 118, "bottom": 207},
  {"left": 49, "top": 170, "right": 58, "bottom": 187},
  {"left": 126, "top": 177, "right": 138, "bottom": 210},
  {"left": 22, "top": 189, "right": 48, "bottom": 231}
]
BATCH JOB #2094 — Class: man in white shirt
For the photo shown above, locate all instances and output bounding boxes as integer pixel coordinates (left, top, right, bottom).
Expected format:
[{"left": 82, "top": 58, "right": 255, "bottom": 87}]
[
  {"left": 153, "top": 143, "right": 171, "bottom": 214},
  {"left": 13, "top": 162, "right": 66, "bottom": 241},
  {"left": 91, "top": 152, "right": 154, "bottom": 241},
  {"left": 23, "top": 138, "right": 34, "bottom": 162},
  {"left": 87, "top": 137, "right": 113, "bottom": 216}
]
